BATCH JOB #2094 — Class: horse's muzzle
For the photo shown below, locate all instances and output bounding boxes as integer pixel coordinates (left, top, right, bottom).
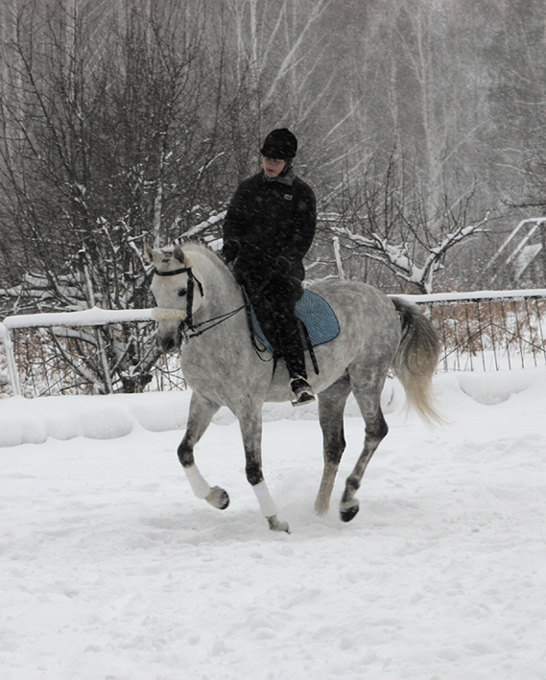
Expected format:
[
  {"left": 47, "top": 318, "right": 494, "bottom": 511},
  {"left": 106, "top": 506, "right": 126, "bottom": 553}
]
[
  {"left": 152, "top": 308, "right": 187, "bottom": 354},
  {"left": 157, "top": 322, "right": 185, "bottom": 353},
  {"left": 152, "top": 307, "right": 187, "bottom": 354}
]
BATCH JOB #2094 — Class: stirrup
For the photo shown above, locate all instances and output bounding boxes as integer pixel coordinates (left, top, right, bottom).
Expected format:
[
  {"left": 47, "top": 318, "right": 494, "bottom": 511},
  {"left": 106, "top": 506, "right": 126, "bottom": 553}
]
[{"left": 290, "top": 376, "right": 315, "bottom": 407}]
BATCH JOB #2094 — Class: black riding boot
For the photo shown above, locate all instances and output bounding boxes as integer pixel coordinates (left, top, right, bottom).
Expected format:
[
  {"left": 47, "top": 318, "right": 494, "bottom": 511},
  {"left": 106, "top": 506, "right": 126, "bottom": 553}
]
[
  {"left": 247, "top": 276, "right": 315, "bottom": 407},
  {"left": 268, "top": 295, "right": 315, "bottom": 407},
  {"left": 273, "top": 314, "right": 315, "bottom": 406}
]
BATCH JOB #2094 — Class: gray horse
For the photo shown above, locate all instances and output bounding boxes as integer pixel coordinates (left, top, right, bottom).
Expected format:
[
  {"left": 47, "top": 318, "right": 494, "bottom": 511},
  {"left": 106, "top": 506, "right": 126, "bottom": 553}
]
[{"left": 147, "top": 241, "right": 440, "bottom": 532}]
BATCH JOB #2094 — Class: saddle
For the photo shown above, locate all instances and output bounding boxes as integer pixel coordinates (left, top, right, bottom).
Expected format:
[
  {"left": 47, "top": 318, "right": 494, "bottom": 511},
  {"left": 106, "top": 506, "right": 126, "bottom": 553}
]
[{"left": 244, "top": 289, "right": 340, "bottom": 372}]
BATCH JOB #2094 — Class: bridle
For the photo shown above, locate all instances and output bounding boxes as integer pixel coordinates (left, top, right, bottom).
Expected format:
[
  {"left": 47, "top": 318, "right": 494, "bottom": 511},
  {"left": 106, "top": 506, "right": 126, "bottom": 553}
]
[
  {"left": 153, "top": 265, "right": 204, "bottom": 331},
  {"left": 152, "top": 265, "right": 246, "bottom": 340}
]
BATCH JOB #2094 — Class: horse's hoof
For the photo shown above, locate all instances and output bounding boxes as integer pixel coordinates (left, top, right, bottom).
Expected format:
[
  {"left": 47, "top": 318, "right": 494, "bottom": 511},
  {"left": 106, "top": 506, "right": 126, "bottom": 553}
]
[
  {"left": 267, "top": 515, "right": 291, "bottom": 533},
  {"left": 206, "top": 486, "right": 230, "bottom": 510},
  {"left": 340, "top": 500, "right": 359, "bottom": 522}
]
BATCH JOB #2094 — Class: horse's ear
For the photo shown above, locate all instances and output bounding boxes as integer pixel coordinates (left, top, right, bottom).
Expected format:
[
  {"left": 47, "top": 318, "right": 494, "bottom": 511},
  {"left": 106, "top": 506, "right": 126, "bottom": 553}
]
[
  {"left": 145, "top": 242, "right": 155, "bottom": 264},
  {"left": 173, "top": 245, "right": 189, "bottom": 265}
]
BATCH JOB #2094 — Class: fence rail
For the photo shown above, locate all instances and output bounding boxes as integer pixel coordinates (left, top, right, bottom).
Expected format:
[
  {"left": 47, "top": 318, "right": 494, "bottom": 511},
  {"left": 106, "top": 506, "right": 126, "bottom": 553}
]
[
  {"left": 397, "top": 288, "right": 546, "bottom": 372},
  {"left": 1, "top": 290, "right": 545, "bottom": 398}
]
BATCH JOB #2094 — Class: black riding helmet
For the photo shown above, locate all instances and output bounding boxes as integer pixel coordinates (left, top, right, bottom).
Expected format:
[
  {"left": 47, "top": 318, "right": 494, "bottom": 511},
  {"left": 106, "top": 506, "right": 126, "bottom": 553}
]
[{"left": 260, "top": 128, "right": 298, "bottom": 160}]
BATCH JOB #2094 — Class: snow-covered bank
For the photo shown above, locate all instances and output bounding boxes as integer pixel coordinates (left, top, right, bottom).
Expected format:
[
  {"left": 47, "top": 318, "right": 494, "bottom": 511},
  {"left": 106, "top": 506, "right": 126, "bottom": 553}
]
[
  {"left": 0, "top": 368, "right": 544, "bottom": 448},
  {"left": 1, "top": 369, "right": 545, "bottom": 679}
]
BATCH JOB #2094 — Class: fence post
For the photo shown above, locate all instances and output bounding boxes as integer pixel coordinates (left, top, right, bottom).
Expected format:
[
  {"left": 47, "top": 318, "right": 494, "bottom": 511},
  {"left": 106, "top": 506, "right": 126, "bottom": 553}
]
[
  {"left": 80, "top": 251, "right": 114, "bottom": 393},
  {"left": 0, "top": 322, "right": 21, "bottom": 396},
  {"left": 333, "top": 236, "right": 345, "bottom": 279}
]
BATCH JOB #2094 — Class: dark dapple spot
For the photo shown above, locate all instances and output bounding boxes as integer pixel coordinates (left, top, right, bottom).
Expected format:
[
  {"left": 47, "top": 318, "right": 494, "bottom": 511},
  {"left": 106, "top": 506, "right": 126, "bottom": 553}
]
[
  {"left": 245, "top": 461, "right": 263, "bottom": 486},
  {"left": 177, "top": 439, "right": 194, "bottom": 467}
]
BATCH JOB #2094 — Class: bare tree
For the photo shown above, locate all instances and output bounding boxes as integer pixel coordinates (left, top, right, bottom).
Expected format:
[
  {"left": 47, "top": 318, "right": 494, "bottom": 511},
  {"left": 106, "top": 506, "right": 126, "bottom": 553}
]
[
  {"left": 317, "top": 150, "right": 490, "bottom": 293},
  {"left": 0, "top": 0, "right": 212, "bottom": 391}
]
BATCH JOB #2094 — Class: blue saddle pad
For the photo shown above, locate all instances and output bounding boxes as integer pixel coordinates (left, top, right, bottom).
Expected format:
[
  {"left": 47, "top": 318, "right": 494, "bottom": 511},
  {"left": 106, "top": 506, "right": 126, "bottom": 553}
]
[{"left": 246, "top": 289, "right": 340, "bottom": 354}]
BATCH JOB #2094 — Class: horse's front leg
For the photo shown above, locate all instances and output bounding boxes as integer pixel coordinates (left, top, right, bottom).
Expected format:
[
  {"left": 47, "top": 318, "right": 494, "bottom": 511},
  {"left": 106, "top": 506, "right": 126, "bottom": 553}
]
[
  {"left": 239, "top": 409, "right": 290, "bottom": 533},
  {"left": 177, "top": 391, "right": 229, "bottom": 510}
]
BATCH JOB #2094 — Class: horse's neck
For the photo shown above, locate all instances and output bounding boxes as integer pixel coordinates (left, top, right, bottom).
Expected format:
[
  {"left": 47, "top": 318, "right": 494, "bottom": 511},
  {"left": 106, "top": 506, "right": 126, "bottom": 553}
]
[{"left": 191, "top": 249, "right": 243, "bottom": 319}]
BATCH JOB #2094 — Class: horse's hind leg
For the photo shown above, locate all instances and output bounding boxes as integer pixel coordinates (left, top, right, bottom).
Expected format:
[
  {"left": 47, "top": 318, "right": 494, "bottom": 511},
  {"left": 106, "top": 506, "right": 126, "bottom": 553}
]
[
  {"left": 177, "top": 391, "right": 228, "bottom": 509},
  {"left": 340, "top": 366, "right": 389, "bottom": 522},
  {"left": 315, "top": 373, "right": 351, "bottom": 516}
]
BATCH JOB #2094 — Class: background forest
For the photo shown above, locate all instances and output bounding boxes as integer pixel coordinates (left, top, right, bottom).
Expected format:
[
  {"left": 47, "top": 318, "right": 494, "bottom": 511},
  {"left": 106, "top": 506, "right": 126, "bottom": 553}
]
[{"left": 0, "top": 0, "right": 544, "bottom": 393}]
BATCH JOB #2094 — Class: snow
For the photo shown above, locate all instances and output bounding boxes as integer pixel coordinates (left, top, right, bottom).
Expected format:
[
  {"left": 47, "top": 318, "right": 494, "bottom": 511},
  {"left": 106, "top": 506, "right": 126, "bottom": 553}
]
[
  {"left": 1, "top": 369, "right": 546, "bottom": 679},
  {"left": 514, "top": 244, "right": 542, "bottom": 281},
  {"left": 396, "top": 287, "right": 546, "bottom": 304},
  {"left": 327, "top": 219, "right": 490, "bottom": 293},
  {"left": 1, "top": 307, "right": 154, "bottom": 331}
]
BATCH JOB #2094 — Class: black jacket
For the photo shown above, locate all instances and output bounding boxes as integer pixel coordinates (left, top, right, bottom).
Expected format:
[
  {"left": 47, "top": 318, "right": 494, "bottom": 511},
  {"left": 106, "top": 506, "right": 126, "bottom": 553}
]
[{"left": 222, "top": 171, "right": 316, "bottom": 293}]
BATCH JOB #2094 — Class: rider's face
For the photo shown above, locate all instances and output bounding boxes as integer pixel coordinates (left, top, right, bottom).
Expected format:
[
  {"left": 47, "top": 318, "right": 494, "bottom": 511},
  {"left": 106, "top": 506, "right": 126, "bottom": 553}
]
[{"left": 262, "top": 156, "right": 286, "bottom": 178}]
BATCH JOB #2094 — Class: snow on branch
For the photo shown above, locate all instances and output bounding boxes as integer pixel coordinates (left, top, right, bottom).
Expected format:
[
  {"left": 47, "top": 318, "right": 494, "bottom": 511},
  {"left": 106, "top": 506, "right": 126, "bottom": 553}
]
[
  {"left": 185, "top": 211, "right": 227, "bottom": 239},
  {"left": 326, "top": 212, "right": 490, "bottom": 293}
]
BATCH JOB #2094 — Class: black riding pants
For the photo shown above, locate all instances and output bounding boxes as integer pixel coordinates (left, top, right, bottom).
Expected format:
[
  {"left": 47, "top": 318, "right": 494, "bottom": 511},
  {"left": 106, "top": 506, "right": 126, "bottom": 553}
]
[{"left": 247, "top": 275, "right": 307, "bottom": 380}]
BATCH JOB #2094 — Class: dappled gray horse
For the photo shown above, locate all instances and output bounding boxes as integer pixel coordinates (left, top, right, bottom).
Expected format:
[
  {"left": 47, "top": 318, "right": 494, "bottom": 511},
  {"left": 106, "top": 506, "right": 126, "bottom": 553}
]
[{"left": 148, "top": 241, "right": 440, "bottom": 532}]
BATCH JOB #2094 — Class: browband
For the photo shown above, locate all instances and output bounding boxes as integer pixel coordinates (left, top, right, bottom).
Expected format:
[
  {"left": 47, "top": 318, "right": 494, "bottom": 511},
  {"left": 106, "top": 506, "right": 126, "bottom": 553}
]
[{"left": 152, "top": 267, "right": 189, "bottom": 277}]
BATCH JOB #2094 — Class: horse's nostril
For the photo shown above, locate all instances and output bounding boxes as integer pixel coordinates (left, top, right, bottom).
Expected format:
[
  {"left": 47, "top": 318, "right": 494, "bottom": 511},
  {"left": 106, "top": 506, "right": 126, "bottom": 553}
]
[{"left": 159, "top": 337, "right": 176, "bottom": 353}]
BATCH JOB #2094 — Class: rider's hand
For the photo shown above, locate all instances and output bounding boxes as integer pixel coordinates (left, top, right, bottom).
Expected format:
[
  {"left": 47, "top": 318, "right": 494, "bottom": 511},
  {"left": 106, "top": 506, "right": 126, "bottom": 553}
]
[{"left": 222, "top": 239, "right": 241, "bottom": 264}]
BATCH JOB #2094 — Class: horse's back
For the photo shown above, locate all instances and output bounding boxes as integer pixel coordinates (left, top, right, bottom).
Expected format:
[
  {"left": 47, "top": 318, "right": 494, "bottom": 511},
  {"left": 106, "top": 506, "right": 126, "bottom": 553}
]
[{"left": 310, "top": 279, "right": 400, "bottom": 351}]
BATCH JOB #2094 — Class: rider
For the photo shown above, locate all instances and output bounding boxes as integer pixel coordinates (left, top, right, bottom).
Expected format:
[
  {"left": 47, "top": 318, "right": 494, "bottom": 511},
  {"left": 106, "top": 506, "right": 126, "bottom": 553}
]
[{"left": 222, "top": 128, "right": 317, "bottom": 406}]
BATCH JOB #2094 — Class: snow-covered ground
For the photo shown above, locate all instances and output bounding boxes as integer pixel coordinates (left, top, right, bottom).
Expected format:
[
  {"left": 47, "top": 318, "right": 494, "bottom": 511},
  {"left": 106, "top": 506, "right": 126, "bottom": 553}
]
[{"left": 1, "top": 369, "right": 545, "bottom": 679}]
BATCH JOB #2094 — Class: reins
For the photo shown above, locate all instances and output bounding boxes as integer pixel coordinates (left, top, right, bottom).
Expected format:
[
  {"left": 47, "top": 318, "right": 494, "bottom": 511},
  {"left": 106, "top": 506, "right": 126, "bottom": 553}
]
[{"left": 184, "top": 304, "right": 246, "bottom": 339}]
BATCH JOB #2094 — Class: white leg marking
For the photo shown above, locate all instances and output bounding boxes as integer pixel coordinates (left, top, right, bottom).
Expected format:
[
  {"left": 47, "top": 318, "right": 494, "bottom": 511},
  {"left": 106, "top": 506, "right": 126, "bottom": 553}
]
[
  {"left": 185, "top": 464, "right": 211, "bottom": 499},
  {"left": 253, "top": 480, "right": 278, "bottom": 517}
]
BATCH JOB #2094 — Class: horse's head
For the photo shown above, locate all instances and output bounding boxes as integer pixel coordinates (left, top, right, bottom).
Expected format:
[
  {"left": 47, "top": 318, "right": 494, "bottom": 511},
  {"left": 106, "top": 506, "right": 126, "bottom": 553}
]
[{"left": 146, "top": 243, "right": 204, "bottom": 353}]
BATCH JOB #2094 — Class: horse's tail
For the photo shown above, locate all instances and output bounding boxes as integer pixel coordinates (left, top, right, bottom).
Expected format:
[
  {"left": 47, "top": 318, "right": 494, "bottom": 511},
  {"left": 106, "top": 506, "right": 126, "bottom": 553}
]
[{"left": 391, "top": 297, "right": 442, "bottom": 425}]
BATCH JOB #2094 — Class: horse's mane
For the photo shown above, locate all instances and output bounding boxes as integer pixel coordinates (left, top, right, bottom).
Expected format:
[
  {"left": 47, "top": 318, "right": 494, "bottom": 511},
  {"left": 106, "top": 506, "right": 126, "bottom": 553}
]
[
  {"left": 156, "top": 239, "right": 222, "bottom": 266},
  {"left": 166, "top": 239, "right": 238, "bottom": 285},
  {"left": 179, "top": 240, "right": 217, "bottom": 260}
]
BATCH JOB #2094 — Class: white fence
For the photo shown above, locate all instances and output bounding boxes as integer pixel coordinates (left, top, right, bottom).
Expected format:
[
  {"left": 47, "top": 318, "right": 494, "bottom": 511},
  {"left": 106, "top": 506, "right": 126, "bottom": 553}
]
[
  {"left": 0, "top": 308, "right": 155, "bottom": 397},
  {"left": 403, "top": 288, "right": 546, "bottom": 372},
  {"left": 1, "top": 289, "right": 545, "bottom": 397}
]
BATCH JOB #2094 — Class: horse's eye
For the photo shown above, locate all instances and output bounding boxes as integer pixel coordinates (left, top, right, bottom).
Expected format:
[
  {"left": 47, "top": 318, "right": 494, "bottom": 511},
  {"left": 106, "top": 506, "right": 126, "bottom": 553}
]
[{"left": 177, "top": 288, "right": 187, "bottom": 297}]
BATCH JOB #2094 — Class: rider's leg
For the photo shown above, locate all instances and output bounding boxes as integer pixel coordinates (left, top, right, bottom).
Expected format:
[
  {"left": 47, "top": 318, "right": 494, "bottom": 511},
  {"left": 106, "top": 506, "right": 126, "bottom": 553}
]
[{"left": 266, "top": 279, "right": 315, "bottom": 405}]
